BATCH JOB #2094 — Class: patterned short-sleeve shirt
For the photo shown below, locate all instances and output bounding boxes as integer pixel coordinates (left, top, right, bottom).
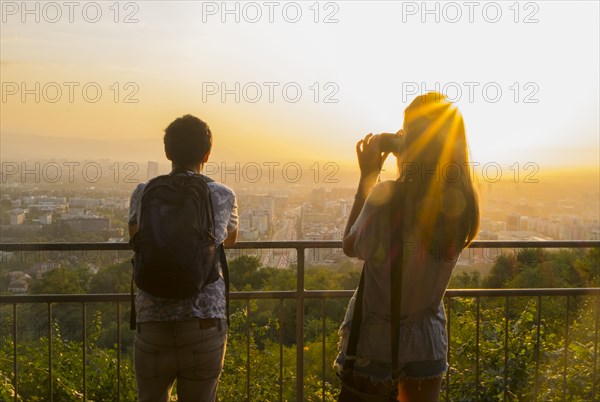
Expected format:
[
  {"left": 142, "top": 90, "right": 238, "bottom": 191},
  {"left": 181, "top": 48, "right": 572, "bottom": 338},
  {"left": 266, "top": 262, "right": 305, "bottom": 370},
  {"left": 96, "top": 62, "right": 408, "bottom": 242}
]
[{"left": 128, "top": 171, "right": 238, "bottom": 322}]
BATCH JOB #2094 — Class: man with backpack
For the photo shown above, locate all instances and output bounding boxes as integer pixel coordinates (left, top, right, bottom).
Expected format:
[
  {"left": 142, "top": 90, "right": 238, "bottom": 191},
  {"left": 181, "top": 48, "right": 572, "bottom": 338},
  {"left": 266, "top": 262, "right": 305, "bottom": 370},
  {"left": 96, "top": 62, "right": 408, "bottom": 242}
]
[{"left": 128, "top": 115, "right": 238, "bottom": 402}]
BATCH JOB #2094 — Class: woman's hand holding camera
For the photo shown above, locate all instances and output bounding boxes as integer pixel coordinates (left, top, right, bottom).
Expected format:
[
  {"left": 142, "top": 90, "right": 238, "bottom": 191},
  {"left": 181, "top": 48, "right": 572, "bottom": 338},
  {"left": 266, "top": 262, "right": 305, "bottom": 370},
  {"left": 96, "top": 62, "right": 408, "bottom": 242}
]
[
  {"left": 345, "top": 131, "right": 402, "bottom": 252},
  {"left": 356, "top": 133, "right": 390, "bottom": 181}
]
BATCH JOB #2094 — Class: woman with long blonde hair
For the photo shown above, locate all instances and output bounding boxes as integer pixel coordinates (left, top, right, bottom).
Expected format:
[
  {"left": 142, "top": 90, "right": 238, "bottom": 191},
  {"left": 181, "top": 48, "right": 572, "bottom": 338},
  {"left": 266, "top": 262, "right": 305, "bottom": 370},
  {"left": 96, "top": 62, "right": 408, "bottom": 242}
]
[{"left": 336, "top": 92, "right": 479, "bottom": 401}]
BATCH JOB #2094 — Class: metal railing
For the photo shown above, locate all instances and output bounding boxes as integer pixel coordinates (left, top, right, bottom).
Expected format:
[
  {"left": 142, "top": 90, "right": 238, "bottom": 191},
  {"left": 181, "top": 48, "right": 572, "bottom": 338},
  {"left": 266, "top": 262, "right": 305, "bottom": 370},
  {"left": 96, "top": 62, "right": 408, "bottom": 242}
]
[{"left": 1, "top": 240, "right": 599, "bottom": 401}]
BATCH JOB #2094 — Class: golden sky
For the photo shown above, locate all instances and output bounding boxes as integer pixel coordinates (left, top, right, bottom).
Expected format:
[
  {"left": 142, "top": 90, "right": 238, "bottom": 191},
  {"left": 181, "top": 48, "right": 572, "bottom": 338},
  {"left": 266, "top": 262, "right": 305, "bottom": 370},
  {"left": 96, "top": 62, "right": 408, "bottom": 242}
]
[{"left": 1, "top": 1, "right": 599, "bottom": 169}]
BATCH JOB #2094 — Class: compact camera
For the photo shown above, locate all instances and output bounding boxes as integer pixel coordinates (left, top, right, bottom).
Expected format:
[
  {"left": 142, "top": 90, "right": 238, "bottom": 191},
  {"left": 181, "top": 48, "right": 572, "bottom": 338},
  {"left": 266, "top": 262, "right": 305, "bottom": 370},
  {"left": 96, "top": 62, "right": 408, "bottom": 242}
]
[{"left": 378, "top": 131, "right": 404, "bottom": 154}]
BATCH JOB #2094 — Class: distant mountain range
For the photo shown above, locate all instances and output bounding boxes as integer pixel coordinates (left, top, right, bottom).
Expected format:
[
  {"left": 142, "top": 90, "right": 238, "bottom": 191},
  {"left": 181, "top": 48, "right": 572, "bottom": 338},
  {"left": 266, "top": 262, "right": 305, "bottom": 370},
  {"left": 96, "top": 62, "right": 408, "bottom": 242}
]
[
  {"left": 0, "top": 131, "right": 354, "bottom": 165},
  {"left": 1, "top": 132, "right": 164, "bottom": 162}
]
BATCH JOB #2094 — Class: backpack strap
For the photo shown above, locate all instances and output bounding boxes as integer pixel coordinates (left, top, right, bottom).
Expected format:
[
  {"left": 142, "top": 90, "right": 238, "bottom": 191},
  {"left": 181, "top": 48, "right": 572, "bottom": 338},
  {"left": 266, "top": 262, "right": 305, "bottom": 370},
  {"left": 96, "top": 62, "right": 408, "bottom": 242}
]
[
  {"left": 219, "top": 244, "right": 230, "bottom": 326},
  {"left": 130, "top": 257, "right": 136, "bottom": 330},
  {"left": 390, "top": 180, "right": 406, "bottom": 378},
  {"left": 342, "top": 267, "right": 365, "bottom": 373}
]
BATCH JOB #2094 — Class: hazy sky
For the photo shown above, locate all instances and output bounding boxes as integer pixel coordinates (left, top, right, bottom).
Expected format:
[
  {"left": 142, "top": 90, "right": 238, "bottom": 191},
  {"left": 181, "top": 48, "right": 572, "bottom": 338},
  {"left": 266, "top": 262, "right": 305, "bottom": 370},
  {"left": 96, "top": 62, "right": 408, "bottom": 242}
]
[{"left": 1, "top": 1, "right": 599, "bottom": 170}]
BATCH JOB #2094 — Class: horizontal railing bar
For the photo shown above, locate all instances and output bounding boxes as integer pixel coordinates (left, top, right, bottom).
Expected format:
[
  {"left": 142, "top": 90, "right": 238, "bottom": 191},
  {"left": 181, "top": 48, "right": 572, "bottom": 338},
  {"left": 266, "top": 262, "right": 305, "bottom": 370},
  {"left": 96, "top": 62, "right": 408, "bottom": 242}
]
[
  {"left": 233, "top": 290, "right": 297, "bottom": 299},
  {"left": 446, "top": 288, "right": 600, "bottom": 297},
  {"left": 0, "top": 240, "right": 598, "bottom": 252},
  {"left": 1, "top": 294, "right": 133, "bottom": 303},
  {"left": 2, "top": 288, "right": 599, "bottom": 305},
  {"left": 235, "top": 290, "right": 354, "bottom": 299},
  {"left": 0, "top": 242, "right": 132, "bottom": 251},
  {"left": 462, "top": 240, "right": 600, "bottom": 248}
]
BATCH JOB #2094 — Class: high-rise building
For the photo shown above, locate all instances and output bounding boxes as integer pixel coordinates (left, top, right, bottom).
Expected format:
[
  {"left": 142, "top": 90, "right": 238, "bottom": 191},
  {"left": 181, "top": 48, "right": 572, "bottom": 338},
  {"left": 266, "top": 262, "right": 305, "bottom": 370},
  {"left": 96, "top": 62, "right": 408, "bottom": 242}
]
[
  {"left": 251, "top": 212, "right": 269, "bottom": 235},
  {"left": 147, "top": 161, "right": 159, "bottom": 181},
  {"left": 519, "top": 216, "right": 529, "bottom": 231},
  {"left": 274, "top": 195, "right": 289, "bottom": 217},
  {"left": 338, "top": 200, "right": 349, "bottom": 218},
  {"left": 311, "top": 188, "right": 326, "bottom": 210},
  {"left": 506, "top": 214, "right": 519, "bottom": 231}
]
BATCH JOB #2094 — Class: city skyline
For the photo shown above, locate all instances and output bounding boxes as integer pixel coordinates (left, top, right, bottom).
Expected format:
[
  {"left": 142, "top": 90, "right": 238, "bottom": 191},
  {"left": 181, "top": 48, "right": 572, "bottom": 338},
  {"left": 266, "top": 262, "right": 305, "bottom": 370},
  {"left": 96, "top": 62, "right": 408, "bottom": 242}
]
[{"left": 2, "top": 163, "right": 599, "bottom": 288}]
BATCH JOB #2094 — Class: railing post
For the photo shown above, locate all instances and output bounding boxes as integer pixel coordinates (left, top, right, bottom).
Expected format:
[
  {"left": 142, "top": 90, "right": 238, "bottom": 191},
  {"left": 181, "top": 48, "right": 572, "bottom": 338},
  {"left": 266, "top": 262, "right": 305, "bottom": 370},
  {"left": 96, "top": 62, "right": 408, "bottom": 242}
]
[
  {"left": 593, "top": 294, "right": 599, "bottom": 401},
  {"left": 534, "top": 296, "right": 542, "bottom": 400},
  {"left": 322, "top": 299, "right": 327, "bottom": 401},
  {"left": 48, "top": 303, "right": 53, "bottom": 402},
  {"left": 279, "top": 299, "right": 284, "bottom": 402},
  {"left": 296, "top": 246, "right": 305, "bottom": 401},
  {"left": 563, "top": 296, "right": 570, "bottom": 400},
  {"left": 12, "top": 303, "right": 18, "bottom": 402},
  {"left": 246, "top": 299, "right": 251, "bottom": 399},
  {"left": 445, "top": 298, "right": 451, "bottom": 402},
  {"left": 82, "top": 302, "right": 87, "bottom": 401},
  {"left": 503, "top": 296, "right": 509, "bottom": 402},
  {"left": 475, "top": 296, "right": 480, "bottom": 400},
  {"left": 116, "top": 302, "right": 121, "bottom": 402}
]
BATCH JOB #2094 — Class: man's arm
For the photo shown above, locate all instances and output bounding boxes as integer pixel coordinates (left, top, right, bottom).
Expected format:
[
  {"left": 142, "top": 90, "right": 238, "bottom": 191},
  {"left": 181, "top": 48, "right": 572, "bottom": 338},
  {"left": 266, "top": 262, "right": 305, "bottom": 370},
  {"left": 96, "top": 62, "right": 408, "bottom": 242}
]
[
  {"left": 223, "top": 228, "right": 238, "bottom": 247},
  {"left": 128, "top": 223, "right": 138, "bottom": 239},
  {"left": 223, "top": 190, "right": 239, "bottom": 248}
]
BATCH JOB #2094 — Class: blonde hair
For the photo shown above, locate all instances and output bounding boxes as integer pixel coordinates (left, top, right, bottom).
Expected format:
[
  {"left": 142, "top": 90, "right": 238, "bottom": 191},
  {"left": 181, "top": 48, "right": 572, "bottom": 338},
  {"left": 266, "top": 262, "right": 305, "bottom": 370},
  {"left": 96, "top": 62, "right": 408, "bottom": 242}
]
[{"left": 398, "top": 92, "right": 479, "bottom": 248}]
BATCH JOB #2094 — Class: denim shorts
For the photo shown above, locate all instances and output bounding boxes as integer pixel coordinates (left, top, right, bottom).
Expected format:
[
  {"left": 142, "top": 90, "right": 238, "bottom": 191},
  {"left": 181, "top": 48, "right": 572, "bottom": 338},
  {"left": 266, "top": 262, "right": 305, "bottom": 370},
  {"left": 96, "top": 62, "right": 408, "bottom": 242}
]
[
  {"left": 397, "top": 359, "right": 447, "bottom": 379},
  {"left": 335, "top": 352, "right": 447, "bottom": 382}
]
